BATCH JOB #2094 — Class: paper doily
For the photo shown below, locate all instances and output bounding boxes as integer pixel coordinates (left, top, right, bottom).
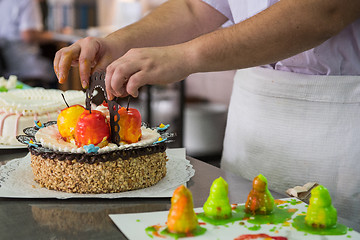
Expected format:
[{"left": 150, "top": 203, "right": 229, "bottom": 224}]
[{"left": 0, "top": 149, "right": 194, "bottom": 199}]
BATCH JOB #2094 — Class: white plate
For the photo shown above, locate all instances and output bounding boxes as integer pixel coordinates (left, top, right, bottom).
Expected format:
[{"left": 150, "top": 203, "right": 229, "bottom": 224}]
[
  {"left": 110, "top": 198, "right": 360, "bottom": 240},
  {"left": 0, "top": 148, "right": 194, "bottom": 199}
]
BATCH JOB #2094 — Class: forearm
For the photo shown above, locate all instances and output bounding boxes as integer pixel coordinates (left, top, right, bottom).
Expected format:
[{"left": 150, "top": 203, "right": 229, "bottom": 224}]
[
  {"left": 104, "top": 0, "right": 227, "bottom": 59},
  {"left": 21, "top": 30, "right": 53, "bottom": 44},
  {"left": 185, "top": 0, "right": 360, "bottom": 73}
]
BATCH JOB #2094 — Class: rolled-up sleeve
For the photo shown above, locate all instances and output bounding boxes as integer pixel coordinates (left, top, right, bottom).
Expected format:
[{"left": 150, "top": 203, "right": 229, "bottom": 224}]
[
  {"left": 202, "top": 0, "right": 275, "bottom": 25},
  {"left": 202, "top": 0, "right": 234, "bottom": 23},
  {"left": 19, "top": 0, "right": 43, "bottom": 32}
]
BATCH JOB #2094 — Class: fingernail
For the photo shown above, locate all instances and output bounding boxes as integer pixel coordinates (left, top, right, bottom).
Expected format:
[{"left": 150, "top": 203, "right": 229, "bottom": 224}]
[
  {"left": 59, "top": 73, "right": 65, "bottom": 83},
  {"left": 81, "top": 81, "right": 88, "bottom": 89},
  {"left": 132, "top": 91, "right": 138, "bottom": 98}
]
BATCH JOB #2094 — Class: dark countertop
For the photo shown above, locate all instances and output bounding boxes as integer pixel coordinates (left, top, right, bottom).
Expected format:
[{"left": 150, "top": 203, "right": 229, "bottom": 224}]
[{"left": 0, "top": 148, "right": 356, "bottom": 239}]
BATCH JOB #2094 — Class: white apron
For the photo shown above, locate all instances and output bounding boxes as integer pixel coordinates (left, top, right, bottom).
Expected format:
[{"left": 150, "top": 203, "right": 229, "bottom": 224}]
[{"left": 222, "top": 67, "right": 360, "bottom": 225}]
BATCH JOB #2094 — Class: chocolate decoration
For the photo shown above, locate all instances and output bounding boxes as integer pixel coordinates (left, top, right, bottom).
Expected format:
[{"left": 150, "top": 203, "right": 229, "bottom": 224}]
[
  {"left": 28, "top": 143, "right": 167, "bottom": 164},
  {"left": 86, "top": 72, "right": 122, "bottom": 145},
  {"left": 107, "top": 100, "right": 121, "bottom": 144},
  {"left": 16, "top": 121, "right": 171, "bottom": 164},
  {"left": 23, "top": 121, "right": 57, "bottom": 137}
]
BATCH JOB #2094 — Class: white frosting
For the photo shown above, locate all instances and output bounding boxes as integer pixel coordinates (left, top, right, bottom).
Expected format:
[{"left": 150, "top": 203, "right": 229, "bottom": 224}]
[
  {"left": 0, "top": 111, "right": 60, "bottom": 145},
  {"left": 0, "top": 75, "right": 17, "bottom": 89},
  {"left": 0, "top": 88, "right": 85, "bottom": 115},
  {"left": 0, "top": 88, "right": 85, "bottom": 145},
  {"left": 35, "top": 124, "right": 161, "bottom": 153},
  {"left": 95, "top": 104, "right": 110, "bottom": 123}
]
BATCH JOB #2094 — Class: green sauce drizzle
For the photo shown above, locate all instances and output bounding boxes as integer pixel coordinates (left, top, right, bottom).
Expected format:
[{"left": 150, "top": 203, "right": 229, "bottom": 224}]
[
  {"left": 145, "top": 226, "right": 156, "bottom": 238},
  {"left": 248, "top": 225, "right": 261, "bottom": 231},
  {"left": 198, "top": 205, "right": 296, "bottom": 227},
  {"left": 236, "top": 205, "right": 296, "bottom": 225},
  {"left": 292, "top": 215, "right": 348, "bottom": 235},
  {"left": 197, "top": 210, "right": 245, "bottom": 226},
  {"left": 160, "top": 226, "right": 207, "bottom": 239}
]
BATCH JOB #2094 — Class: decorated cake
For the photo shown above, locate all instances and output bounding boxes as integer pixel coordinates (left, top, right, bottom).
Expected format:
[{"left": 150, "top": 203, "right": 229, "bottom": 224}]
[
  {"left": 0, "top": 88, "right": 85, "bottom": 146},
  {"left": 17, "top": 72, "right": 171, "bottom": 194}
]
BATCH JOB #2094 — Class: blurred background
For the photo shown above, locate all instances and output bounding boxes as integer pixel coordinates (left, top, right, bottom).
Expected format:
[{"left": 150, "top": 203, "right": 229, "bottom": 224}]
[{"left": 0, "top": 0, "right": 235, "bottom": 166}]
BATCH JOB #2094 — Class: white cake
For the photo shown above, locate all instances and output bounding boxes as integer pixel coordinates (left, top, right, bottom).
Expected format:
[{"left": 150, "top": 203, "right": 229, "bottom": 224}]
[{"left": 0, "top": 88, "right": 85, "bottom": 146}]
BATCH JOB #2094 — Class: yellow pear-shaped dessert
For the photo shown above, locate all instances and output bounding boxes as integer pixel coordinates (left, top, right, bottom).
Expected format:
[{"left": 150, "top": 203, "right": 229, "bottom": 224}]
[
  {"left": 167, "top": 185, "right": 199, "bottom": 234},
  {"left": 245, "top": 174, "right": 275, "bottom": 215},
  {"left": 305, "top": 185, "right": 337, "bottom": 228},
  {"left": 203, "top": 177, "right": 232, "bottom": 219}
]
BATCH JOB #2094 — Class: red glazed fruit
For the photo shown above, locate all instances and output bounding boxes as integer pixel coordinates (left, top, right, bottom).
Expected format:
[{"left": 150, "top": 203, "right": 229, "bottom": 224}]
[{"left": 74, "top": 110, "right": 110, "bottom": 147}]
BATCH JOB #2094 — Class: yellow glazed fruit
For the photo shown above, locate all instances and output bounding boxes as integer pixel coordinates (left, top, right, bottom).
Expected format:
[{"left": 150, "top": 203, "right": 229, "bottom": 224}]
[{"left": 57, "top": 105, "right": 85, "bottom": 142}]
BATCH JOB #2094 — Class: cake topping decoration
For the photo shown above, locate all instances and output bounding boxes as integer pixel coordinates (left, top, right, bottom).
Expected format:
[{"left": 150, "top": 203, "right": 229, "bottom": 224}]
[
  {"left": 117, "top": 106, "right": 142, "bottom": 144},
  {"left": 86, "top": 71, "right": 123, "bottom": 145},
  {"left": 85, "top": 72, "right": 144, "bottom": 145},
  {"left": 25, "top": 139, "right": 38, "bottom": 147},
  {"left": 83, "top": 144, "right": 100, "bottom": 153},
  {"left": 157, "top": 123, "right": 170, "bottom": 131},
  {"left": 245, "top": 174, "right": 275, "bottom": 215},
  {"left": 57, "top": 104, "right": 86, "bottom": 142},
  {"left": 74, "top": 109, "right": 110, "bottom": 147},
  {"left": 34, "top": 120, "right": 44, "bottom": 129},
  {"left": 153, "top": 137, "right": 167, "bottom": 144},
  {"left": 203, "top": 177, "right": 232, "bottom": 219}
]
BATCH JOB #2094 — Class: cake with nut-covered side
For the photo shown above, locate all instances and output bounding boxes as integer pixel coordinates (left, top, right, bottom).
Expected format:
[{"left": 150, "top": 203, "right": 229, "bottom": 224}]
[{"left": 19, "top": 102, "right": 170, "bottom": 194}]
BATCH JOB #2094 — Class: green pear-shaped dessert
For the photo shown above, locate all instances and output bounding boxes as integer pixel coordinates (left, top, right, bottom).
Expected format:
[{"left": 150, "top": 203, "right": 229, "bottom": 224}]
[
  {"left": 166, "top": 185, "right": 199, "bottom": 234},
  {"left": 203, "top": 177, "right": 232, "bottom": 219},
  {"left": 305, "top": 185, "right": 337, "bottom": 228},
  {"left": 245, "top": 174, "right": 275, "bottom": 215}
]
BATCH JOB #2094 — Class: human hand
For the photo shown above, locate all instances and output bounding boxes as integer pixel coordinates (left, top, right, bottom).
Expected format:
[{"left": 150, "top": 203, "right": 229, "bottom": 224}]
[
  {"left": 54, "top": 37, "right": 115, "bottom": 88},
  {"left": 104, "top": 45, "right": 190, "bottom": 99}
]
